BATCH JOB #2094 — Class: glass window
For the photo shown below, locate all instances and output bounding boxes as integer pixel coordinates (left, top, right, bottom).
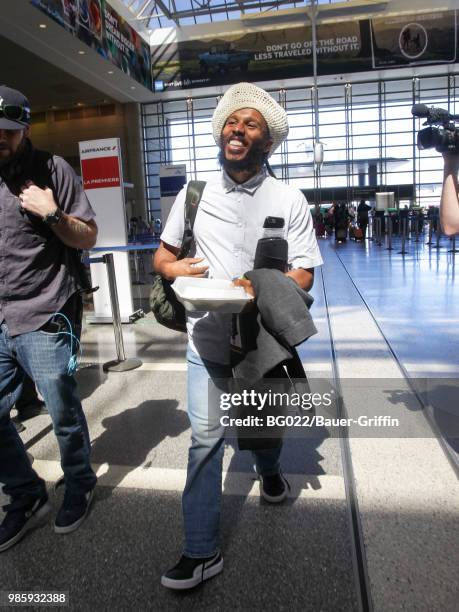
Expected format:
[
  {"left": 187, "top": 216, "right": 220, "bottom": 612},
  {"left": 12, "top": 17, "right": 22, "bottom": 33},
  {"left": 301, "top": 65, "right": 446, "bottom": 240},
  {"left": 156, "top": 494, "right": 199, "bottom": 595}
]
[{"left": 142, "top": 73, "right": 455, "bottom": 217}]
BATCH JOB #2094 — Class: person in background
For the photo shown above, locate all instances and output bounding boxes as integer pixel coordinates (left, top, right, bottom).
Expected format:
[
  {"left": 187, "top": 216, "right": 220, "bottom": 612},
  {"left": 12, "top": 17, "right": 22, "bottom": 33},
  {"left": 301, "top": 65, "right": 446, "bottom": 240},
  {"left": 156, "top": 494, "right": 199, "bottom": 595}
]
[
  {"left": 334, "top": 202, "right": 349, "bottom": 243},
  {"left": 325, "top": 203, "right": 335, "bottom": 236},
  {"left": 357, "top": 199, "right": 371, "bottom": 238},
  {"left": 137, "top": 215, "right": 148, "bottom": 233},
  {"left": 128, "top": 216, "right": 138, "bottom": 240}
]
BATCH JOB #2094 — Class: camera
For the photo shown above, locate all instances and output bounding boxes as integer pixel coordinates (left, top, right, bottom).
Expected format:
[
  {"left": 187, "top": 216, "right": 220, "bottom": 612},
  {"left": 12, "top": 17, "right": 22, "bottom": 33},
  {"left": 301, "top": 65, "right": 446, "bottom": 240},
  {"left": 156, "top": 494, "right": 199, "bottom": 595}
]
[{"left": 411, "top": 104, "right": 459, "bottom": 153}]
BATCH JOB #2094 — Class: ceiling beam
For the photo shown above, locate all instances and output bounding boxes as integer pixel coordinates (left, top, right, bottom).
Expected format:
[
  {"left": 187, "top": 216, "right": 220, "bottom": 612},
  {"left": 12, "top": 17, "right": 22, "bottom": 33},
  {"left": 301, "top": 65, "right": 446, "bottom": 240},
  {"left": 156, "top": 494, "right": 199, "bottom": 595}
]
[
  {"left": 155, "top": 0, "right": 303, "bottom": 21},
  {"left": 153, "top": 0, "right": 179, "bottom": 24},
  {"left": 137, "top": 0, "right": 154, "bottom": 18}
]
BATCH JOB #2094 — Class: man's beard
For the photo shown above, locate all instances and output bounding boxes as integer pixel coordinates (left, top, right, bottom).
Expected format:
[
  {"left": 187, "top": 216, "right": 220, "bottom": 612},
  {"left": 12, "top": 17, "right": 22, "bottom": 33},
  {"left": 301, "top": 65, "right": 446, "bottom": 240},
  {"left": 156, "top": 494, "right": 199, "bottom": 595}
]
[
  {"left": 218, "top": 139, "right": 268, "bottom": 174},
  {"left": 0, "top": 133, "right": 28, "bottom": 168}
]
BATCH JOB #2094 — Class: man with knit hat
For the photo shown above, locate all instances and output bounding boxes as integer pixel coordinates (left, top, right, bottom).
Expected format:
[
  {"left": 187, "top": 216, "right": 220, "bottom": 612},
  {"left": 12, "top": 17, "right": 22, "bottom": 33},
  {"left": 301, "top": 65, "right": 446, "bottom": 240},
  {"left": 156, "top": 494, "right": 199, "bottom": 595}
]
[
  {"left": 155, "top": 82, "right": 322, "bottom": 589},
  {"left": 0, "top": 85, "right": 98, "bottom": 552}
]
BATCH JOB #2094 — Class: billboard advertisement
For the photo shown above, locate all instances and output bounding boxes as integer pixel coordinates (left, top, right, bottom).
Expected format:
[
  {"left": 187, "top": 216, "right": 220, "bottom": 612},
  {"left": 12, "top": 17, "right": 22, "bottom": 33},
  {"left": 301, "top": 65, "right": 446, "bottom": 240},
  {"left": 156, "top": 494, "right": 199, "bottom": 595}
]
[
  {"left": 31, "top": 0, "right": 152, "bottom": 89},
  {"left": 370, "top": 11, "right": 457, "bottom": 68},
  {"left": 152, "top": 21, "right": 373, "bottom": 92},
  {"left": 152, "top": 10, "right": 457, "bottom": 92}
]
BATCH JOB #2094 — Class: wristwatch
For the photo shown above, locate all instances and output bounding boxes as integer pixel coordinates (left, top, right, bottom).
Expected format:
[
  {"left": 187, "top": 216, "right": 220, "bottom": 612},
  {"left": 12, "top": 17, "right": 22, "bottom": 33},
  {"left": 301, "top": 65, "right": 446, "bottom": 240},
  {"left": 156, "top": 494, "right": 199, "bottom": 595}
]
[{"left": 43, "top": 207, "right": 63, "bottom": 227}]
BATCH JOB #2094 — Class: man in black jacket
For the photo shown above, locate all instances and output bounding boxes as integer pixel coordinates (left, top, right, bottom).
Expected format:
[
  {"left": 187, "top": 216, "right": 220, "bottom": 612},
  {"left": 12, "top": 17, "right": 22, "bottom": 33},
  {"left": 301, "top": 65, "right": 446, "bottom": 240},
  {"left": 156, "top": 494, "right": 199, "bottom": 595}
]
[
  {"left": 0, "top": 85, "right": 98, "bottom": 552},
  {"left": 357, "top": 199, "right": 371, "bottom": 238}
]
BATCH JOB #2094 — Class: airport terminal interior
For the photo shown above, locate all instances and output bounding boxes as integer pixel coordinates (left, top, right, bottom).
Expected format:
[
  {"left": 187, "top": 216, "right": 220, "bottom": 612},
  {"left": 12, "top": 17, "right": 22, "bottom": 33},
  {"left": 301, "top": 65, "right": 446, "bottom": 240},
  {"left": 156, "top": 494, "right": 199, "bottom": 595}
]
[{"left": 1, "top": 1, "right": 458, "bottom": 610}]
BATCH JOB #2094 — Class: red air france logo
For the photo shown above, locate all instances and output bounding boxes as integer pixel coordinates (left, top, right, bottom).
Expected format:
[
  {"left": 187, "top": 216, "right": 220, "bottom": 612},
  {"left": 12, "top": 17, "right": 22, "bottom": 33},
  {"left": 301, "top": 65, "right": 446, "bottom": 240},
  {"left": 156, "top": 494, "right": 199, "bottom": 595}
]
[{"left": 81, "top": 156, "right": 121, "bottom": 190}]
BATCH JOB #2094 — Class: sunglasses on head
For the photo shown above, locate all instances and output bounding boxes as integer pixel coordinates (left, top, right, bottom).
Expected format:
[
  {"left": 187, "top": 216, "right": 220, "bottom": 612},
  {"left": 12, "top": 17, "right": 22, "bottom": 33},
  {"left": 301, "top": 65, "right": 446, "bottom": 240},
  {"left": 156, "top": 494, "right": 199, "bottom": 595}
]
[{"left": 0, "top": 104, "right": 30, "bottom": 123}]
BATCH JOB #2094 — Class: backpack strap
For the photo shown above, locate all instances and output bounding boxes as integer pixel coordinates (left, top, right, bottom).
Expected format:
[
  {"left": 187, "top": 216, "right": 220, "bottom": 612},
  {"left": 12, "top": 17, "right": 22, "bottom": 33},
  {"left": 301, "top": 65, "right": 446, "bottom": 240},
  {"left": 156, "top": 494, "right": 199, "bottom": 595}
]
[
  {"left": 178, "top": 180, "right": 206, "bottom": 260},
  {"left": 31, "top": 148, "right": 57, "bottom": 194}
]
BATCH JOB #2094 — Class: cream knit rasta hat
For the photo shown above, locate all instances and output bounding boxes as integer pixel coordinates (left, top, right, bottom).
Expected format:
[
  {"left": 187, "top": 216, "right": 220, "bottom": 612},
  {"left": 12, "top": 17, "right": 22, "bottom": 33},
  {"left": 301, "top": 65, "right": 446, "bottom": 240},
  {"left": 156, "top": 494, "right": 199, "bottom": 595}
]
[{"left": 212, "top": 82, "right": 289, "bottom": 156}]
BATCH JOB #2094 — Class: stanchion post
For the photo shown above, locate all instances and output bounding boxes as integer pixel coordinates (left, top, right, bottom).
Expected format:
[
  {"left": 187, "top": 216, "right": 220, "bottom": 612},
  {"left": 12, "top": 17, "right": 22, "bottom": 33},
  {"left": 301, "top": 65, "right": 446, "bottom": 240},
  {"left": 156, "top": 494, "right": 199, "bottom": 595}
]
[
  {"left": 405, "top": 215, "right": 411, "bottom": 241},
  {"left": 426, "top": 219, "right": 434, "bottom": 245},
  {"left": 105, "top": 253, "right": 125, "bottom": 362},
  {"left": 368, "top": 216, "right": 375, "bottom": 241},
  {"left": 398, "top": 218, "right": 408, "bottom": 254},
  {"left": 432, "top": 227, "right": 443, "bottom": 250},
  {"left": 386, "top": 215, "right": 393, "bottom": 250},
  {"left": 414, "top": 213, "right": 420, "bottom": 243},
  {"left": 448, "top": 234, "right": 459, "bottom": 253},
  {"left": 102, "top": 253, "right": 142, "bottom": 372},
  {"left": 376, "top": 217, "right": 382, "bottom": 246}
]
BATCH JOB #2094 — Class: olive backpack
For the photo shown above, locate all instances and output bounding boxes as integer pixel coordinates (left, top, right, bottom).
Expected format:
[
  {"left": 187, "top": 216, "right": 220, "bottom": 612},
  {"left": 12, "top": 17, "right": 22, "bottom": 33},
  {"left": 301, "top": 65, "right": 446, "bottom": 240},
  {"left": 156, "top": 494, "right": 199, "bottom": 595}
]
[{"left": 149, "top": 180, "right": 206, "bottom": 332}]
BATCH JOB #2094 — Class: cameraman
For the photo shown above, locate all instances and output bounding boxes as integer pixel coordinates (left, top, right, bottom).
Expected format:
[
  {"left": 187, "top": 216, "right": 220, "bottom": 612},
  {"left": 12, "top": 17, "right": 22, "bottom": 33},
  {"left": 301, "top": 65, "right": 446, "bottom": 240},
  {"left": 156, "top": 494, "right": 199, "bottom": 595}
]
[{"left": 440, "top": 153, "right": 459, "bottom": 235}]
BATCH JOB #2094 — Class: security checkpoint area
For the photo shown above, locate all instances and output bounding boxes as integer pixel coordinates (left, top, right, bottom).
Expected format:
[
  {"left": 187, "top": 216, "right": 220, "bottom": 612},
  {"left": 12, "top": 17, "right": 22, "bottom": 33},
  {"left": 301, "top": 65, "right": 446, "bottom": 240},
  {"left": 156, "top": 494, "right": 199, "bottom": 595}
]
[{"left": 1, "top": 1, "right": 458, "bottom": 611}]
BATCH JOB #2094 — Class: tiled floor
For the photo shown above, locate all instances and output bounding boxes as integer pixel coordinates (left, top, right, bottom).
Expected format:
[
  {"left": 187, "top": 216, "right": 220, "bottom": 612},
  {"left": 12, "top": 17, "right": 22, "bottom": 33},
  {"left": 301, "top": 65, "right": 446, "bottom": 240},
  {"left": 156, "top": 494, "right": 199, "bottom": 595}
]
[{"left": 2, "top": 231, "right": 458, "bottom": 611}]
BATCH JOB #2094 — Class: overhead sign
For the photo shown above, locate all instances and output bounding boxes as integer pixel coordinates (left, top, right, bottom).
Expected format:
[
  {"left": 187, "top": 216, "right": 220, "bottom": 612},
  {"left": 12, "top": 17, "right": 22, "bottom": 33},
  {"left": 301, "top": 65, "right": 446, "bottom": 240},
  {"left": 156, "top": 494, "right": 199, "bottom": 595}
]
[
  {"left": 79, "top": 137, "right": 135, "bottom": 321},
  {"left": 152, "top": 10, "right": 457, "bottom": 92},
  {"left": 79, "top": 138, "right": 125, "bottom": 240},
  {"left": 80, "top": 141, "right": 121, "bottom": 190},
  {"left": 370, "top": 11, "right": 457, "bottom": 68},
  {"left": 159, "top": 164, "right": 187, "bottom": 224},
  {"left": 159, "top": 164, "right": 187, "bottom": 197},
  {"left": 31, "top": 0, "right": 152, "bottom": 90}
]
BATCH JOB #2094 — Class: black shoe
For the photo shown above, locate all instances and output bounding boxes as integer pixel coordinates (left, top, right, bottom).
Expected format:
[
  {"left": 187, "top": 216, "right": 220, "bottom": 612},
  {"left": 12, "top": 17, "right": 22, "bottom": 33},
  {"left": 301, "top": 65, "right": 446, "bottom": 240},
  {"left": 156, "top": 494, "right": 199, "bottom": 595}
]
[
  {"left": 12, "top": 417, "right": 25, "bottom": 433},
  {"left": 54, "top": 488, "right": 94, "bottom": 534},
  {"left": 15, "top": 400, "right": 47, "bottom": 422},
  {"left": 0, "top": 494, "right": 51, "bottom": 552},
  {"left": 161, "top": 552, "right": 223, "bottom": 590},
  {"left": 259, "top": 472, "right": 290, "bottom": 503}
]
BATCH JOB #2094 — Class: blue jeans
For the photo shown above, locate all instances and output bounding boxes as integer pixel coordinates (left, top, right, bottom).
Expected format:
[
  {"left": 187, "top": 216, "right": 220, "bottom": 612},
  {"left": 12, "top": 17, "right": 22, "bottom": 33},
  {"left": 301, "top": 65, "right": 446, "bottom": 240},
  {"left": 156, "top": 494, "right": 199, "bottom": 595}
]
[
  {"left": 0, "top": 321, "right": 96, "bottom": 508},
  {"left": 183, "top": 347, "right": 282, "bottom": 557}
]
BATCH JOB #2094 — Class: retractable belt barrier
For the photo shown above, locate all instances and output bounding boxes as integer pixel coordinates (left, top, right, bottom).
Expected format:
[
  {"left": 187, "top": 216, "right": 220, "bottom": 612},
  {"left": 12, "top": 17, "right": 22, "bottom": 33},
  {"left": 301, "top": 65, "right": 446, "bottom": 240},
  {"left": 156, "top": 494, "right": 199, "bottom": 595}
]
[{"left": 86, "top": 253, "right": 143, "bottom": 373}]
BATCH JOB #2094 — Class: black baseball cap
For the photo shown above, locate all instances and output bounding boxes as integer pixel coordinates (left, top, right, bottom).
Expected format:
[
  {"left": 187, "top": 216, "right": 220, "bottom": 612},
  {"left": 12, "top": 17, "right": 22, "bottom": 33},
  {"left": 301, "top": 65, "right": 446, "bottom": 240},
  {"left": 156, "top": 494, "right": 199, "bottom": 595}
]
[{"left": 0, "top": 85, "right": 31, "bottom": 130}]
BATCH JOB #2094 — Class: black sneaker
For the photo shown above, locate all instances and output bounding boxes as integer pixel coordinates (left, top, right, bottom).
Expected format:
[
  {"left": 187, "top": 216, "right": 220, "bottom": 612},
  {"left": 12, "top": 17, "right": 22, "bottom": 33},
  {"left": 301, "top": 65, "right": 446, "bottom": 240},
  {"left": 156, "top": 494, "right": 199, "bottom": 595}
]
[
  {"left": 12, "top": 417, "right": 25, "bottom": 433},
  {"left": 54, "top": 488, "right": 94, "bottom": 534},
  {"left": 0, "top": 494, "right": 51, "bottom": 552},
  {"left": 259, "top": 472, "right": 290, "bottom": 503},
  {"left": 15, "top": 400, "right": 47, "bottom": 422},
  {"left": 161, "top": 552, "right": 223, "bottom": 590}
]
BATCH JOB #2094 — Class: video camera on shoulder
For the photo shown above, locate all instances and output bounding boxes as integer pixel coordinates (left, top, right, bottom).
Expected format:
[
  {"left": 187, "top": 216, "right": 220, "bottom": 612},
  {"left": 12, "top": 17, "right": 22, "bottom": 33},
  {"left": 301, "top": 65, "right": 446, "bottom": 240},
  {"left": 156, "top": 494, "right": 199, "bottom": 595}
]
[{"left": 411, "top": 103, "right": 459, "bottom": 153}]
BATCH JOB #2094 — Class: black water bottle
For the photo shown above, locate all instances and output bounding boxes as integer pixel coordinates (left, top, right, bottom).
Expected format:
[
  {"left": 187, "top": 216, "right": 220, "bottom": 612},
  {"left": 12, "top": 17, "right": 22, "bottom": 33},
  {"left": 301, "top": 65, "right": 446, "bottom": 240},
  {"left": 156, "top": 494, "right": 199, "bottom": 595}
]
[{"left": 253, "top": 216, "right": 288, "bottom": 272}]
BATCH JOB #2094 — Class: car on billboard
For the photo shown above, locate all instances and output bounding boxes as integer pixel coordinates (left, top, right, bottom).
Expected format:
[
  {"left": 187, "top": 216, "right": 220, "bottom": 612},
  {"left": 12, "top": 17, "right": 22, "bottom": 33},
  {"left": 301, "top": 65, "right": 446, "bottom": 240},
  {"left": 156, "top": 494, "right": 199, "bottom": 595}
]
[{"left": 198, "top": 49, "right": 253, "bottom": 74}]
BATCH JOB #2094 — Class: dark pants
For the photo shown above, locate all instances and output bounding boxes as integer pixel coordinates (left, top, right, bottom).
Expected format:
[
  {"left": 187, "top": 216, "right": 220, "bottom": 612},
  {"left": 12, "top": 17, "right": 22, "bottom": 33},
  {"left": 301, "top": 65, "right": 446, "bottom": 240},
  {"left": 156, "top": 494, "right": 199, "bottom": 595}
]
[
  {"left": 0, "top": 319, "right": 96, "bottom": 508},
  {"left": 358, "top": 220, "right": 368, "bottom": 237},
  {"left": 15, "top": 374, "right": 40, "bottom": 411}
]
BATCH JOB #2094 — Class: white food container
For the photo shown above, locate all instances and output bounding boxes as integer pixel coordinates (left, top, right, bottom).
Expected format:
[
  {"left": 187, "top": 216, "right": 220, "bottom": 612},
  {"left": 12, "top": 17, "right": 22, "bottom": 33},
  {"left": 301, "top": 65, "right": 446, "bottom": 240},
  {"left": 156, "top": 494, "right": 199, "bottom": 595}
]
[{"left": 171, "top": 277, "right": 252, "bottom": 313}]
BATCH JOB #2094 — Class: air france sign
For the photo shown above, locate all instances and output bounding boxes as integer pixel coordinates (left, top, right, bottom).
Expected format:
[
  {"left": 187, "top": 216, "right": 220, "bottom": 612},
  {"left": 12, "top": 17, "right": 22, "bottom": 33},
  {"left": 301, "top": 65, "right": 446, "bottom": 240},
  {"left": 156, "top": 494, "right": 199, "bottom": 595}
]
[{"left": 79, "top": 139, "right": 121, "bottom": 190}]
